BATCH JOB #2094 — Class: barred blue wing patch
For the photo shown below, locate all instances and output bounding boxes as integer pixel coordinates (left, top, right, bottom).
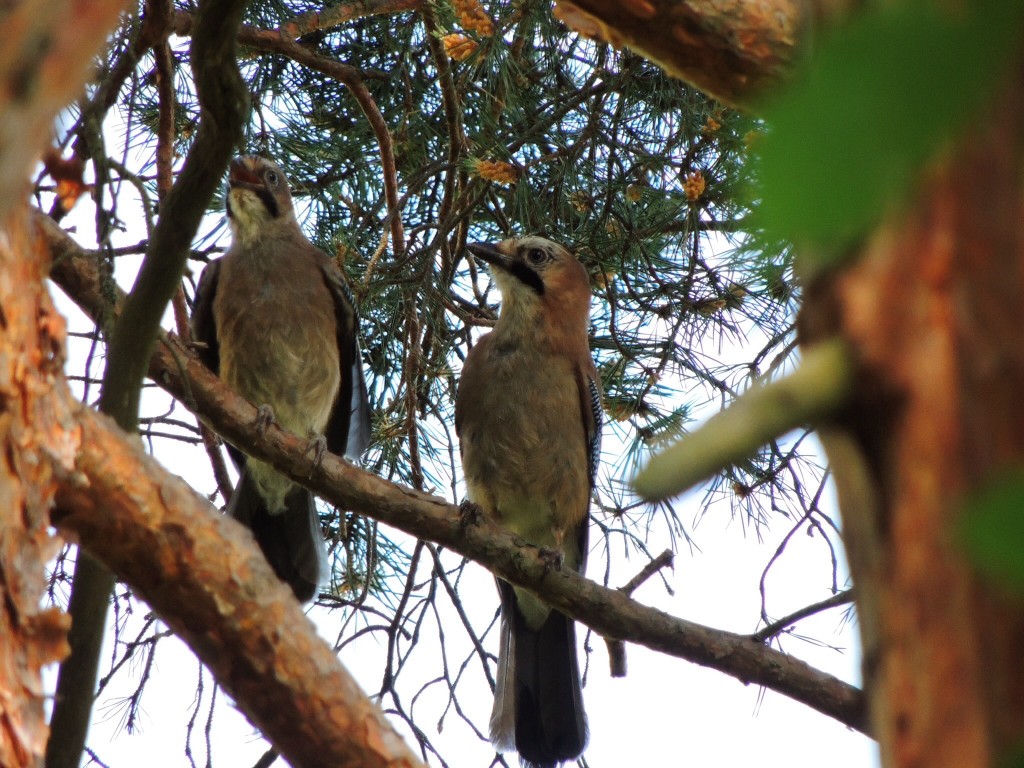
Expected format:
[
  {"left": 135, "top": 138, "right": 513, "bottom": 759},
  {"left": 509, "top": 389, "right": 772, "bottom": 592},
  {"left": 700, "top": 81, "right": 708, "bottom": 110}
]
[{"left": 586, "top": 375, "right": 603, "bottom": 489}]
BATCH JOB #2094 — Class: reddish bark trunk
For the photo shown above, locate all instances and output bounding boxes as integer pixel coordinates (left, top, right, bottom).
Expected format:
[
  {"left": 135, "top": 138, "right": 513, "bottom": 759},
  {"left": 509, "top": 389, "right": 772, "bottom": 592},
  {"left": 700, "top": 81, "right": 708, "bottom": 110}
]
[
  {"left": 801, "top": 63, "right": 1024, "bottom": 768},
  {"left": 0, "top": 205, "right": 75, "bottom": 767}
]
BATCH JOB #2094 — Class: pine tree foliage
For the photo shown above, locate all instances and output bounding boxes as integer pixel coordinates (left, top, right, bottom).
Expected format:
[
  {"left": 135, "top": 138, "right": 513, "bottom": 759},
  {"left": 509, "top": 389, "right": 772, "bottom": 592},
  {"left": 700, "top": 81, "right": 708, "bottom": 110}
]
[{"left": 40, "top": 0, "right": 844, "bottom": 764}]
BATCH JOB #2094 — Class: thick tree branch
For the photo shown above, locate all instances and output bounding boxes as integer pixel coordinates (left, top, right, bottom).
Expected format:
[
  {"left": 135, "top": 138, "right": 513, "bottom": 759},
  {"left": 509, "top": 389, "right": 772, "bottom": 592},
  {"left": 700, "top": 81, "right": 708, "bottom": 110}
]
[
  {"left": 549, "top": 0, "right": 856, "bottom": 107},
  {"left": 282, "top": 0, "right": 419, "bottom": 38},
  {"left": 160, "top": 349, "right": 870, "bottom": 733},
  {"left": 551, "top": 0, "right": 803, "bottom": 106},
  {"left": 42, "top": 214, "right": 869, "bottom": 735},
  {"left": 51, "top": 393, "right": 424, "bottom": 768},
  {"left": 799, "top": 60, "right": 1024, "bottom": 765}
]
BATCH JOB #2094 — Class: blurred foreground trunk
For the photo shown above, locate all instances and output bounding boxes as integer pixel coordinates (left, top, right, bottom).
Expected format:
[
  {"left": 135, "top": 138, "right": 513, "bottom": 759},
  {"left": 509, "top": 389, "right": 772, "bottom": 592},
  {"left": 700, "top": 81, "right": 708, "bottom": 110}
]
[{"left": 801, "top": 60, "right": 1024, "bottom": 768}]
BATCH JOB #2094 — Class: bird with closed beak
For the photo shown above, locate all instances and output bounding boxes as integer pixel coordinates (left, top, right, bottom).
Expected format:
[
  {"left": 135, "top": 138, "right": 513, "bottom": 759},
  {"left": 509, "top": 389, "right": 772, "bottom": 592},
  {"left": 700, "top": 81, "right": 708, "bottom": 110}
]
[
  {"left": 456, "top": 236, "right": 602, "bottom": 767},
  {"left": 191, "top": 155, "right": 371, "bottom": 603}
]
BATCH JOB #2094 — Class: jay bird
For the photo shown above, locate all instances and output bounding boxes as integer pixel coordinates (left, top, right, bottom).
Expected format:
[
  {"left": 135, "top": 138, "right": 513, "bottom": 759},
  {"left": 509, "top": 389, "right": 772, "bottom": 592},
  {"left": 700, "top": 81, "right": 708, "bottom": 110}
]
[
  {"left": 456, "top": 236, "right": 602, "bottom": 767},
  {"left": 191, "top": 155, "right": 371, "bottom": 603}
]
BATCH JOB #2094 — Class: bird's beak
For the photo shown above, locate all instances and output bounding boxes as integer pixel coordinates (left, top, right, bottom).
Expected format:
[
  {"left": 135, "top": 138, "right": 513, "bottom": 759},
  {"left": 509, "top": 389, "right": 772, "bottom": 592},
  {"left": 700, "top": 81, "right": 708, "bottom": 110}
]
[
  {"left": 467, "top": 242, "right": 510, "bottom": 272},
  {"left": 228, "top": 157, "right": 262, "bottom": 188}
]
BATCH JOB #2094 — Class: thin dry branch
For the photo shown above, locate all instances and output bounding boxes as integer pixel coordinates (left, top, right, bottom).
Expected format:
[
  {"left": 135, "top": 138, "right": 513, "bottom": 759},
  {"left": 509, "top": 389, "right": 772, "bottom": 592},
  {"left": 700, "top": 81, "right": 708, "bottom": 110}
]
[
  {"left": 419, "top": 0, "right": 466, "bottom": 261},
  {"left": 618, "top": 548, "right": 675, "bottom": 597},
  {"left": 42, "top": 214, "right": 869, "bottom": 735},
  {"left": 282, "top": 0, "right": 419, "bottom": 39},
  {"left": 606, "top": 548, "right": 674, "bottom": 677},
  {"left": 170, "top": 9, "right": 407, "bottom": 259},
  {"left": 752, "top": 589, "right": 855, "bottom": 644},
  {"left": 145, "top": 0, "right": 175, "bottom": 200}
]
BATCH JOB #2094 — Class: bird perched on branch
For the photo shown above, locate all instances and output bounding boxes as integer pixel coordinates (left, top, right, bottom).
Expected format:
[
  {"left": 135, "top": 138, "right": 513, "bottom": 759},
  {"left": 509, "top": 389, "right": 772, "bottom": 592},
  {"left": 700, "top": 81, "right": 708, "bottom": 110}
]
[
  {"left": 456, "top": 236, "right": 602, "bottom": 767},
  {"left": 191, "top": 155, "right": 371, "bottom": 603}
]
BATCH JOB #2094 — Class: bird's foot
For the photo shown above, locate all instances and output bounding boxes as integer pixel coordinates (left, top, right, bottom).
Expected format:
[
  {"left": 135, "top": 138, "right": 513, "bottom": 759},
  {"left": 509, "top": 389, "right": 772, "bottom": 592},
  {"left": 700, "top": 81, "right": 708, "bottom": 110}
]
[
  {"left": 537, "top": 546, "right": 564, "bottom": 572},
  {"left": 254, "top": 404, "right": 276, "bottom": 436},
  {"left": 306, "top": 434, "right": 328, "bottom": 477},
  {"left": 458, "top": 499, "right": 484, "bottom": 529}
]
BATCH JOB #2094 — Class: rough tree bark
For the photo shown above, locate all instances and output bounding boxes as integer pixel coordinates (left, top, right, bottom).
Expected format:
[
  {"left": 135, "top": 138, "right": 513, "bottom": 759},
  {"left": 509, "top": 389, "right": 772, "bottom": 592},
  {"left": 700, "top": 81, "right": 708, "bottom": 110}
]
[
  {"left": 550, "top": 0, "right": 856, "bottom": 106},
  {"left": 800, "top": 63, "right": 1024, "bottom": 767},
  {"left": 0, "top": 2, "right": 129, "bottom": 765},
  {"left": 51, "top": 397, "right": 424, "bottom": 768},
  {"left": 0, "top": 207, "right": 77, "bottom": 768}
]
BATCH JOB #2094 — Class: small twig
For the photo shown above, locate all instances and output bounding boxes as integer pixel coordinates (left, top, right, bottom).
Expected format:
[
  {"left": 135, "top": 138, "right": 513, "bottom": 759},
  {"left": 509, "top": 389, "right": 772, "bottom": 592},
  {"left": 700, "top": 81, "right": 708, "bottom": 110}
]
[
  {"left": 419, "top": 0, "right": 467, "bottom": 266},
  {"left": 168, "top": 330, "right": 236, "bottom": 505},
  {"left": 149, "top": 0, "right": 176, "bottom": 201},
  {"left": 251, "top": 748, "right": 279, "bottom": 768},
  {"left": 752, "top": 589, "right": 856, "bottom": 644},
  {"left": 606, "top": 549, "right": 675, "bottom": 677},
  {"left": 105, "top": 159, "right": 155, "bottom": 240},
  {"left": 403, "top": 300, "right": 425, "bottom": 490},
  {"left": 618, "top": 548, "right": 675, "bottom": 598},
  {"left": 172, "top": 294, "right": 235, "bottom": 504}
]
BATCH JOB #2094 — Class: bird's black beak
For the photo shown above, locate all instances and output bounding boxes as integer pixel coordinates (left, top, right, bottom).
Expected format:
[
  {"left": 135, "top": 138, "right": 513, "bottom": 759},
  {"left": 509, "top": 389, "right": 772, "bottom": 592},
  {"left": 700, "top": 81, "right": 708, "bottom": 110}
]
[
  {"left": 467, "top": 241, "right": 545, "bottom": 296},
  {"left": 467, "top": 242, "right": 510, "bottom": 271}
]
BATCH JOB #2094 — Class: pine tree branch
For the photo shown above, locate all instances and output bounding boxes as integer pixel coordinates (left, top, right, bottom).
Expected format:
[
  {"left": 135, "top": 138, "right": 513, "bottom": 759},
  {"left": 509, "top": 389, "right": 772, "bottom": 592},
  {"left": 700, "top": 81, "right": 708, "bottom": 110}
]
[
  {"left": 42, "top": 215, "right": 869, "bottom": 736},
  {"left": 549, "top": 0, "right": 813, "bottom": 107},
  {"left": 419, "top": 0, "right": 466, "bottom": 261},
  {"left": 752, "top": 589, "right": 855, "bottom": 643},
  {"left": 51, "top": 392, "right": 426, "bottom": 768},
  {"left": 633, "top": 340, "right": 854, "bottom": 501},
  {"left": 281, "top": 0, "right": 419, "bottom": 39}
]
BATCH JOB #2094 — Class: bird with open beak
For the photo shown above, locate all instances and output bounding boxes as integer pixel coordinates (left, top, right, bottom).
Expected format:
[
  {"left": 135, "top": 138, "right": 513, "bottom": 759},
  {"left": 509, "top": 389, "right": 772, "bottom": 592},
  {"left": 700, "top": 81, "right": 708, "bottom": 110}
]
[{"left": 191, "top": 155, "right": 371, "bottom": 602}]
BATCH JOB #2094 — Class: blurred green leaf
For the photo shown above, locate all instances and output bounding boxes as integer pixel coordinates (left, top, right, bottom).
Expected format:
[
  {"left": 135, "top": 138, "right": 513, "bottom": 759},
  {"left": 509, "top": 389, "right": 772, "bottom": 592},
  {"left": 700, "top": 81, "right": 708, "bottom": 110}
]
[
  {"left": 757, "top": 0, "right": 1024, "bottom": 252},
  {"left": 998, "top": 743, "right": 1024, "bottom": 768},
  {"left": 961, "top": 471, "right": 1024, "bottom": 591}
]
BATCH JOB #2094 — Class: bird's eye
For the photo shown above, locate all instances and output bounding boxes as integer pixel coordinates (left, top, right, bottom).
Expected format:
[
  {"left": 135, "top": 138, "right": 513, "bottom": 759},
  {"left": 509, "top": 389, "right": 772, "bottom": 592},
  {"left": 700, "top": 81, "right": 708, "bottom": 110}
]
[
  {"left": 266, "top": 170, "right": 279, "bottom": 186},
  {"left": 527, "top": 248, "right": 547, "bottom": 265}
]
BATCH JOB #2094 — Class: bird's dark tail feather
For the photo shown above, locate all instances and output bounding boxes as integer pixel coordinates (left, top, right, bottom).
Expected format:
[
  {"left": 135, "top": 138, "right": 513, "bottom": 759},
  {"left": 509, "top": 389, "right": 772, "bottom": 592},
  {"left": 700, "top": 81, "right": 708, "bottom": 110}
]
[
  {"left": 502, "top": 583, "right": 588, "bottom": 768},
  {"left": 226, "top": 470, "right": 327, "bottom": 603}
]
